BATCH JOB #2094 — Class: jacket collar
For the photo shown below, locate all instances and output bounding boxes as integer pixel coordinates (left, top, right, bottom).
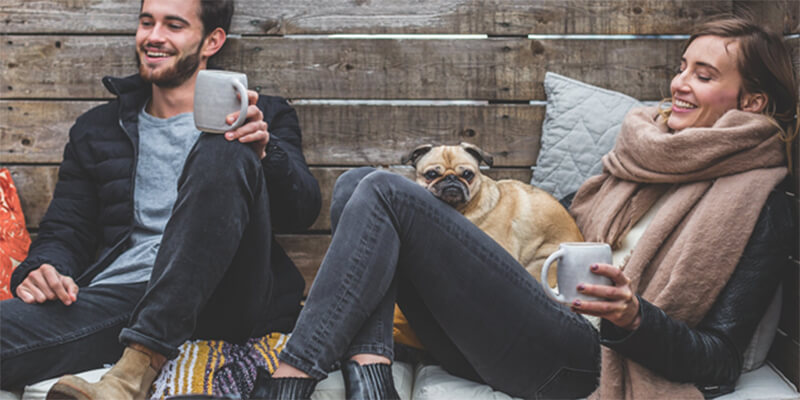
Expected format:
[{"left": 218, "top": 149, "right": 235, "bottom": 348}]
[{"left": 102, "top": 74, "right": 151, "bottom": 149}]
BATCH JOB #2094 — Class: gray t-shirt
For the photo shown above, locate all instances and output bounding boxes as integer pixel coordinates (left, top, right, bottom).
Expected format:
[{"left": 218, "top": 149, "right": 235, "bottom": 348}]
[{"left": 90, "top": 106, "right": 201, "bottom": 286}]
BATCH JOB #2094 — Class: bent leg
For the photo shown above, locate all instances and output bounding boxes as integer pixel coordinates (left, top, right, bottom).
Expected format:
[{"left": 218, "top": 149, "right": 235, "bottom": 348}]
[
  {"left": 0, "top": 283, "right": 145, "bottom": 389},
  {"left": 120, "top": 134, "right": 274, "bottom": 359},
  {"left": 280, "top": 170, "right": 599, "bottom": 397}
]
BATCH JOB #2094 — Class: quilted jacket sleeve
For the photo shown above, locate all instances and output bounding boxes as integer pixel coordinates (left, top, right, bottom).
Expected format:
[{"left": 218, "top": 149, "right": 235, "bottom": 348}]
[
  {"left": 10, "top": 128, "right": 101, "bottom": 293},
  {"left": 599, "top": 188, "right": 793, "bottom": 396},
  {"left": 258, "top": 96, "right": 321, "bottom": 232}
]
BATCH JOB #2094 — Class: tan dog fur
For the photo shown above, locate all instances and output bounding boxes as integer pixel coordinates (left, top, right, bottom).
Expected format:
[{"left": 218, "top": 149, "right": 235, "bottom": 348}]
[{"left": 402, "top": 142, "right": 584, "bottom": 287}]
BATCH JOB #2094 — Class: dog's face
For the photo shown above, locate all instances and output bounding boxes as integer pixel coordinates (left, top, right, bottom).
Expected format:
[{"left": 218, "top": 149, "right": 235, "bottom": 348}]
[{"left": 402, "top": 143, "right": 494, "bottom": 207}]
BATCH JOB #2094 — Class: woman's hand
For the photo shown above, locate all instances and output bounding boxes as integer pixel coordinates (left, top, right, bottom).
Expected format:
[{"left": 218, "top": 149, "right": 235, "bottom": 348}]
[
  {"left": 224, "top": 90, "right": 269, "bottom": 160},
  {"left": 570, "top": 263, "right": 642, "bottom": 330}
]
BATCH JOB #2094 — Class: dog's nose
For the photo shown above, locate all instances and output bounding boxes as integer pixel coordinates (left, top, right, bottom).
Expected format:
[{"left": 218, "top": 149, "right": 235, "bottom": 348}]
[{"left": 443, "top": 174, "right": 459, "bottom": 182}]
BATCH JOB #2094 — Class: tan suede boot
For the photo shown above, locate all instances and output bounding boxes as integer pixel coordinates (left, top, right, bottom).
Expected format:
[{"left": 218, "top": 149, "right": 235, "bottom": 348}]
[{"left": 46, "top": 347, "right": 158, "bottom": 400}]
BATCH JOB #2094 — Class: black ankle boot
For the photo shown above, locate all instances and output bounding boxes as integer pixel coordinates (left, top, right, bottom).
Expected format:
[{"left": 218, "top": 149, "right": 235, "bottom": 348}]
[
  {"left": 249, "top": 367, "right": 317, "bottom": 400},
  {"left": 341, "top": 360, "right": 400, "bottom": 400}
]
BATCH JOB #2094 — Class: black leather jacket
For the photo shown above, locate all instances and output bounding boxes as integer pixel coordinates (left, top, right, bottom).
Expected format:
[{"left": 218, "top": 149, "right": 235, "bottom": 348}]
[{"left": 597, "top": 183, "right": 795, "bottom": 398}]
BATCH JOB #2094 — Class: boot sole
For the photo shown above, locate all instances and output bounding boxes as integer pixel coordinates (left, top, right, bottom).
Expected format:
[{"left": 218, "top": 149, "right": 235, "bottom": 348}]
[{"left": 46, "top": 381, "right": 91, "bottom": 400}]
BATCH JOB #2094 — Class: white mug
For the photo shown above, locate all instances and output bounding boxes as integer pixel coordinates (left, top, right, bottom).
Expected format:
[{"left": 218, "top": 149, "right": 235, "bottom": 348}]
[
  {"left": 540, "top": 242, "right": 613, "bottom": 303},
  {"left": 193, "top": 70, "right": 249, "bottom": 133}
]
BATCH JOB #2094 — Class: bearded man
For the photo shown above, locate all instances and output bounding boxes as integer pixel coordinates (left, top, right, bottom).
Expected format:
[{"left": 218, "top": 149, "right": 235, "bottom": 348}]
[{"left": 0, "top": 1, "right": 321, "bottom": 398}]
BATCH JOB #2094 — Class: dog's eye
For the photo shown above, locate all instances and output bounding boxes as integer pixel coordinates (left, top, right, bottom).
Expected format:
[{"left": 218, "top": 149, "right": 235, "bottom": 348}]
[
  {"left": 424, "top": 170, "right": 440, "bottom": 180},
  {"left": 462, "top": 170, "right": 474, "bottom": 181}
]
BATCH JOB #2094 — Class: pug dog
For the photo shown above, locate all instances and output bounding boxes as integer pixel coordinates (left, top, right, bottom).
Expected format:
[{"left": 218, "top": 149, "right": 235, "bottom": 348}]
[{"left": 402, "top": 142, "right": 584, "bottom": 287}]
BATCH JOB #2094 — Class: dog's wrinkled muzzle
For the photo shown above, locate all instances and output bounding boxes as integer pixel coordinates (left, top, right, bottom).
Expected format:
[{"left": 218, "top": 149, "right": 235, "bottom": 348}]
[{"left": 433, "top": 175, "right": 469, "bottom": 206}]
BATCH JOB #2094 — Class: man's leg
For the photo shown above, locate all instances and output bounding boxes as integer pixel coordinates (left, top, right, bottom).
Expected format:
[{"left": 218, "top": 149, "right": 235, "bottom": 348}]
[
  {"left": 0, "top": 283, "right": 145, "bottom": 389},
  {"left": 121, "top": 133, "right": 274, "bottom": 357},
  {"left": 47, "top": 135, "right": 274, "bottom": 400}
]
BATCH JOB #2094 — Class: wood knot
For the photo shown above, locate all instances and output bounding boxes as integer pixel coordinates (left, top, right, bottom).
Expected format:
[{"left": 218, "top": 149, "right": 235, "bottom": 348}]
[{"left": 529, "top": 41, "right": 545, "bottom": 55}]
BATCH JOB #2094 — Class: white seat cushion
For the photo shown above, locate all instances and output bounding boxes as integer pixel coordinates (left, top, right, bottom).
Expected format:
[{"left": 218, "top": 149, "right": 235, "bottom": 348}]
[
  {"left": 0, "top": 390, "right": 22, "bottom": 400},
  {"left": 411, "top": 363, "right": 798, "bottom": 400},
  {"left": 717, "top": 363, "right": 799, "bottom": 400},
  {"left": 411, "top": 364, "right": 522, "bottom": 400},
  {"left": 18, "top": 362, "right": 415, "bottom": 400},
  {"left": 21, "top": 367, "right": 109, "bottom": 400},
  {"left": 313, "top": 361, "right": 414, "bottom": 400}
]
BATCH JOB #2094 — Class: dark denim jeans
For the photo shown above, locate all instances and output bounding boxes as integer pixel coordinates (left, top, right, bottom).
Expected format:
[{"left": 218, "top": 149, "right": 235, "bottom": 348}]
[
  {"left": 1, "top": 134, "right": 275, "bottom": 389},
  {"left": 278, "top": 168, "right": 600, "bottom": 399}
]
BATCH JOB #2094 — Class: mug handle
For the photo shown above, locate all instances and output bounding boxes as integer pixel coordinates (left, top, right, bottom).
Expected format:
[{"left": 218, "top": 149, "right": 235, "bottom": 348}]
[
  {"left": 540, "top": 248, "right": 565, "bottom": 302},
  {"left": 228, "top": 79, "right": 249, "bottom": 130}
]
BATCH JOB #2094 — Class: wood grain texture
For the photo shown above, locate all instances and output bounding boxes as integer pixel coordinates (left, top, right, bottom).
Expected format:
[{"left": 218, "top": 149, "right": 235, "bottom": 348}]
[
  {"left": 6, "top": 0, "right": 793, "bottom": 35},
  {"left": 1, "top": 35, "right": 682, "bottom": 101},
  {"left": 1, "top": 100, "right": 544, "bottom": 166},
  {"left": 9, "top": 165, "right": 532, "bottom": 231},
  {"left": 274, "top": 234, "right": 331, "bottom": 294}
]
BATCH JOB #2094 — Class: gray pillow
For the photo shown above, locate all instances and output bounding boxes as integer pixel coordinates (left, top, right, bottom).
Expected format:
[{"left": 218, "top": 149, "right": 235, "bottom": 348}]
[{"left": 531, "top": 72, "right": 643, "bottom": 200}]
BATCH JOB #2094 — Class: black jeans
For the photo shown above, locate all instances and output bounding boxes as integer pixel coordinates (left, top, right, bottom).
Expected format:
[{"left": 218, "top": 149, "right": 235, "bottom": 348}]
[
  {"left": 278, "top": 168, "right": 600, "bottom": 399},
  {"left": 1, "top": 134, "right": 275, "bottom": 389}
]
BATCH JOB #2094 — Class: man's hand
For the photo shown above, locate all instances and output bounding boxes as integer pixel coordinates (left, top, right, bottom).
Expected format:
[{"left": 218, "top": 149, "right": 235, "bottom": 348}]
[
  {"left": 16, "top": 264, "right": 79, "bottom": 306},
  {"left": 224, "top": 90, "right": 269, "bottom": 159}
]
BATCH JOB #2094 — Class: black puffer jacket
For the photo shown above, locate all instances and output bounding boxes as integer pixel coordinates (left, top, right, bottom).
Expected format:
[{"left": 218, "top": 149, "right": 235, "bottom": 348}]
[
  {"left": 11, "top": 74, "right": 321, "bottom": 331},
  {"left": 597, "top": 182, "right": 796, "bottom": 398}
]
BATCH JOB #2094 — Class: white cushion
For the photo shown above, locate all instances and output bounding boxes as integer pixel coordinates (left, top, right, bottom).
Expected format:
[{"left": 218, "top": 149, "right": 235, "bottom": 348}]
[
  {"left": 0, "top": 390, "right": 21, "bottom": 400},
  {"left": 312, "top": 361, "right": 414, "bottom": 400},
  {"left": 411, "top": 364, "right": 523, "bottom": 400},
  {"left": 742, "top": 285, "right": 783, "bottom": 372},
  {"left": 411, "top": 363, "right": 798, "bottom": 400},
  {"left": 18, "top": 362, "right": 415, "bottom": 400},
  {"left": 717, "top": 363, "right": 799, "bottom": 400},
  {"left": 21, "top": 367, "right": 109, "bottom": 400}
]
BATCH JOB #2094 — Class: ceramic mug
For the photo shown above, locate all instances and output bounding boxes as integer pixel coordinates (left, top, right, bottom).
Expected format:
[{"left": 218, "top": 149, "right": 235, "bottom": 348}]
[
  {"left": 193, "top": 70, "right": 249, "bottom": 133},
  {"left": 540, "top": 242, "right": 614, "bottom": 303}
]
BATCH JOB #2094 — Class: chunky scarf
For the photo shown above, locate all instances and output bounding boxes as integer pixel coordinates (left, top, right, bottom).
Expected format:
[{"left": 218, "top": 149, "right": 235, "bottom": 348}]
[{"left": 570, "top": 107, "right": 787, "bottom": 399}]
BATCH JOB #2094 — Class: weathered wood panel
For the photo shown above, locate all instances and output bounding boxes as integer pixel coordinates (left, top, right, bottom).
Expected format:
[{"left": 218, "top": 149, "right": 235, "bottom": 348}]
[
  {"left": 1, "top": 36, "right": 683, "bottom": 101},
  {"left": 9, "top": 165, "right": 532, "bottom": 231},
  {"left": 274, "top": 234, "right": 331, "bottom": 294},
  {"left": 6, "top": 0, "right": 795, "bottom": 35},
  {"left": 6, "top": 166, "right": 59, "bottom": 232},
  {"left": 734, "top": 0, "right": 800, "bottom": 35},
  {"left": 1, "top": 101, "right": 544, "bottom": 166}
]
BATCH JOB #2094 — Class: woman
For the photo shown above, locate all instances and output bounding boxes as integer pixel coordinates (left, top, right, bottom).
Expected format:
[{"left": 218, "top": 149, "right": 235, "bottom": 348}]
[{"left": 254, "top": 17, "right": 798, "bottom": 399}]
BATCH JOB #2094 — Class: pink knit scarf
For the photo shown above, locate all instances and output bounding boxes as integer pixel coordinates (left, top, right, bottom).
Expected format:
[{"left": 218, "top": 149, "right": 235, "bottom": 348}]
[{"left": 570, "top": 107, "right": 787, "bottom": 399}]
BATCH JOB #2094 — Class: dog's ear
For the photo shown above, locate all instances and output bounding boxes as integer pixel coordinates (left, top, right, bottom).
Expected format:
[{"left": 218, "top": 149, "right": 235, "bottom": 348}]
[
  {"left": 460, "top": 142, "right": 494, "bottom": 167},
  {"left": 401, "top": 144, "right": 434, "bottom": 166}
]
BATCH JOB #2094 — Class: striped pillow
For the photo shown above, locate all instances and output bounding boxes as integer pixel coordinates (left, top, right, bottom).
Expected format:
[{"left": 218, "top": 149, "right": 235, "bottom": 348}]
[{"left": 151, "top": 332, "right": 290, "bottom": 399}]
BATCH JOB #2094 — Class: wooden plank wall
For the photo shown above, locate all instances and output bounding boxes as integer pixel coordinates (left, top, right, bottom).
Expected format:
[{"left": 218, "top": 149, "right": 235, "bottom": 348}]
[{"left": 1, "top": 0, "right": 798, "bottom": 387}]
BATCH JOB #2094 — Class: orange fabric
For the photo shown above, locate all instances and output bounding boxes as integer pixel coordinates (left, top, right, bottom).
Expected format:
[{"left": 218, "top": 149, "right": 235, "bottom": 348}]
[
  {"left": 0, "top": 168, "right": 31, "bottom": 300},
  {"left": 393, "top": 304, "right": 424, "bottom": 349}
]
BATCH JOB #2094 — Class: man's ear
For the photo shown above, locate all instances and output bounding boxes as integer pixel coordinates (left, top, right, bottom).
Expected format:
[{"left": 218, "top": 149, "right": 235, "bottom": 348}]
[
  {"left": 201, "top": 27, "right": 227, "bottom": 60},
  {"left": 740, "top": 92, "right": 768, "bottom": 113}
]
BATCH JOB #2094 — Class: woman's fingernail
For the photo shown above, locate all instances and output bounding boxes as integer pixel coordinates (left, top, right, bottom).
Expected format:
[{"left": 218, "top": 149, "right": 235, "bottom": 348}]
[
  {"left": 577, "top": 284, "right": 585, "bottom": 291},
  {"left": 225, "top": 132, "right": 233, "bottom": 139},
  {"left": 573, "top": 300, "right": 581, "bottom": 307},
  {"left": 591, "top": 264, "right": 599, "bottom": 271}
]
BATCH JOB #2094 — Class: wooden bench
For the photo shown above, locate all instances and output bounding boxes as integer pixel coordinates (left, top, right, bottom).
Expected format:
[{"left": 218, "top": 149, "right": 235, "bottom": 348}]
[{"left": 1, "top": 0, "right": 798, "bottom": 394}]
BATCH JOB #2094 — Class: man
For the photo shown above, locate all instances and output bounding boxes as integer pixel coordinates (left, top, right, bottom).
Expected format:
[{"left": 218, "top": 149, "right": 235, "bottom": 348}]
[{"left": 0, "top": 0, "right": 320, "bottom": 398}]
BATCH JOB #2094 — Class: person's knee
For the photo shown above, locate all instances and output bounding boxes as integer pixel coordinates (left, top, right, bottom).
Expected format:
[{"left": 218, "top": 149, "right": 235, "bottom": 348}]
[
  {"left": 182, "top": 134, "right": 262, "bottom": 186},
  {"left": 358, "top": 169, "right": 412, "bottom": 195},
  {"left": 188, "top": 134, "right": 260, "bottom": 174},
  {"left": 331, "top": 167, "right": 377, "bottom": 227}
]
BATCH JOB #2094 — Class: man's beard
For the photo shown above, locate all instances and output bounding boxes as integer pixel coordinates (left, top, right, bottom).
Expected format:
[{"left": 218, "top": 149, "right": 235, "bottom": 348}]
[{"left": 136, "top": 43, "right": 202, "bottom": 88}]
